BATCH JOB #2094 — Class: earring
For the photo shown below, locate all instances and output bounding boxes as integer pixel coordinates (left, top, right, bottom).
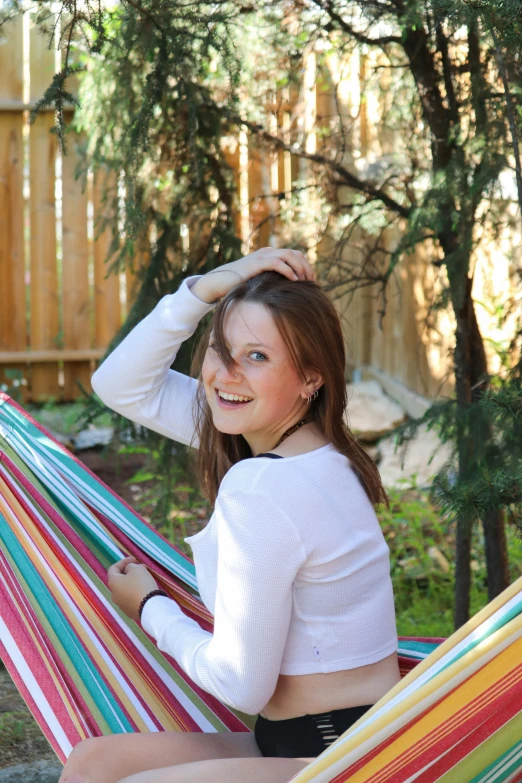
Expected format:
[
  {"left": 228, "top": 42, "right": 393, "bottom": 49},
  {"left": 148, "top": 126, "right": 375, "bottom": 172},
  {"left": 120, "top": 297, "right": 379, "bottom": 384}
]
[{"left": 306, "top": 389, "right": 319, "bottom": 403}]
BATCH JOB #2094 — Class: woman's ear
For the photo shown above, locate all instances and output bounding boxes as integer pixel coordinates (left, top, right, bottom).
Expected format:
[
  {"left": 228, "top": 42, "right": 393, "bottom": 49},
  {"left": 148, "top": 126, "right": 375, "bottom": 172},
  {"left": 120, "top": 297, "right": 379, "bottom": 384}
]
[{"left": 302, "top": 372, "right": 323, "bottom": 398}]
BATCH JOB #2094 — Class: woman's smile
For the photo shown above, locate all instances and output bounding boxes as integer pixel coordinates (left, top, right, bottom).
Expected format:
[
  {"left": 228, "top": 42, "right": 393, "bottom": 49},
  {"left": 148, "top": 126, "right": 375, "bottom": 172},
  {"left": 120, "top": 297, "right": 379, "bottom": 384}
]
[
  {"left": 201, "top": 300, "right": 320, "bottom": 454},
  {"left": 214, "top": 388, "right": 254, "bottom": 409}
]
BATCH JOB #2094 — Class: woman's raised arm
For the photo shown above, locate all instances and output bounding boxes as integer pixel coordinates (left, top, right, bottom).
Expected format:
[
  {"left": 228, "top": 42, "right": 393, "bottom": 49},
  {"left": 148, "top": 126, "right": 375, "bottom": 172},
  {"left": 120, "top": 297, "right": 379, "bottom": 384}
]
[{"left": 91, "top": 275, "right": 215, "bottom": 448}]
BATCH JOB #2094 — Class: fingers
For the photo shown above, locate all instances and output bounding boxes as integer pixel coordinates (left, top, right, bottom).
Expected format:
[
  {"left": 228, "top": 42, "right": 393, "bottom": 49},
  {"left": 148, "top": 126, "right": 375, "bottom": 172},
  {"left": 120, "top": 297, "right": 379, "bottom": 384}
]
[
  {"left": 259, "top": 248, "right": 316, "bottom": 282},
  {"left": 279, "top": 249, "right": 316, "bottom": 281},
  {"left": 274, "top": 258, "right": 299, "bottom": 282},
  {"left": 108, "top": 556, "right": 138, "bottom": 578},
  {"left": 123, "top": 562, "right": 146, "bottom": 574}
]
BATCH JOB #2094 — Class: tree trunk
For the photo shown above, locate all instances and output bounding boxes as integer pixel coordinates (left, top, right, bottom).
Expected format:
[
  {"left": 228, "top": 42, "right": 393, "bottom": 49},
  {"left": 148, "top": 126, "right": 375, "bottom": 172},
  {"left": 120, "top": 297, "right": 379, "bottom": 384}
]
[
  {"left": 482, "top": 508, "right": 511, "bottom": 600},
  {"left": 450, "top": 272, "right": 510, "bottom": 627},
  {"left": 454, "top": 514, "right": 473, "bottom": 630}
]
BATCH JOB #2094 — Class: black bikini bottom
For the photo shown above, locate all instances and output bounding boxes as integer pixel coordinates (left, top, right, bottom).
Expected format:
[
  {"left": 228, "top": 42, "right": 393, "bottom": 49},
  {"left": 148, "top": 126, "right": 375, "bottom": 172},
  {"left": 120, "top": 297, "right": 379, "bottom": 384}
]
[{"left": 254, "top": 704, "right": 374, "bottom": 758}]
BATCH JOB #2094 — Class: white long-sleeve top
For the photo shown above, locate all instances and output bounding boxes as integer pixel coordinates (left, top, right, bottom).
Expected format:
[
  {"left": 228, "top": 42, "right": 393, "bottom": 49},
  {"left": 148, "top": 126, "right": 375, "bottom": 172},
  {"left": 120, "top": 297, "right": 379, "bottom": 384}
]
[{"left": 91, "top": 275, "right": 398, "bottom": 716}]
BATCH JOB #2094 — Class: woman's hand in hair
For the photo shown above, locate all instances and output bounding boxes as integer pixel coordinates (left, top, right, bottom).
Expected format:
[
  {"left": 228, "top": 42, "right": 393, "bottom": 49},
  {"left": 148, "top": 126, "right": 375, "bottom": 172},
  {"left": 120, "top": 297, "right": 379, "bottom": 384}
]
[{"left": 190, "top": 247, "right": 316, "bottom": 304}]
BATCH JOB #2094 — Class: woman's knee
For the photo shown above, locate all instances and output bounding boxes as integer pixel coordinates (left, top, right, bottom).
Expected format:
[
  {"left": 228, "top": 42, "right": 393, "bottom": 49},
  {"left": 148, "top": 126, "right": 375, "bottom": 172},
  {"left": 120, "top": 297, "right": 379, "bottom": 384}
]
[{"left": 59, "top": 736, "right": 119, "bottom": 783}]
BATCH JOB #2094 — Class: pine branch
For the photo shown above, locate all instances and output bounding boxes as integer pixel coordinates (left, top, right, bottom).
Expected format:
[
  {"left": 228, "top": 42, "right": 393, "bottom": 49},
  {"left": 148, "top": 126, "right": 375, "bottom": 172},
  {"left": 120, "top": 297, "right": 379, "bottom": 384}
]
[
  {"left": 490, "top": 25, "right": 522, "bottom": 214},
  {"left": 309, "top": 0, "right": 402, "bottom": 46},
  {"left": 215, "top": 108, "right": 411, "bottom": 218}
]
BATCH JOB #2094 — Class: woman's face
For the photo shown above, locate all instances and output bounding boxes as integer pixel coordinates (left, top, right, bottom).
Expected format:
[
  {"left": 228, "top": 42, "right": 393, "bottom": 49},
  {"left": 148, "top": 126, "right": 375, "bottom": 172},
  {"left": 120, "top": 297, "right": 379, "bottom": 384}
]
[{"left": 201, "top": 301, "right": 312, "bottom": 448}]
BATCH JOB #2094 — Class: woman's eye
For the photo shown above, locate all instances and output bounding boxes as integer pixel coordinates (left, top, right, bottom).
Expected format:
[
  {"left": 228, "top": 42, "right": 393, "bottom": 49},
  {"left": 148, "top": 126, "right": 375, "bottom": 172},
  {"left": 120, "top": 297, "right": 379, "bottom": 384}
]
[{"left": 250, "top": 351, "right": 267, "bottom": 362}]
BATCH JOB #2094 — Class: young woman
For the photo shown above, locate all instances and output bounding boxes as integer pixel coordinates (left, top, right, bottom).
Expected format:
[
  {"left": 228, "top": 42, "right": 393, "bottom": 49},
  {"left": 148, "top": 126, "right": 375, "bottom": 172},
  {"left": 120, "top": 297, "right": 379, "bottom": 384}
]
[{"left": 58, "top": 248, "right": 400, "bottom": 783}]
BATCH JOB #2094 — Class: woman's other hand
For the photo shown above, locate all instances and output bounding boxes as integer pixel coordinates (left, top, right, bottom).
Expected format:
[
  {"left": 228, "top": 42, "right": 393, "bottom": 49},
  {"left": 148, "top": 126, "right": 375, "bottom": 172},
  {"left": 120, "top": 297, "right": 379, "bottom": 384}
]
[
  {"left": 107, "top": 556, "right": 160, "bottom": 624},
  {"left": 190, "top": 247, "right": 317, "bottom": 304}
]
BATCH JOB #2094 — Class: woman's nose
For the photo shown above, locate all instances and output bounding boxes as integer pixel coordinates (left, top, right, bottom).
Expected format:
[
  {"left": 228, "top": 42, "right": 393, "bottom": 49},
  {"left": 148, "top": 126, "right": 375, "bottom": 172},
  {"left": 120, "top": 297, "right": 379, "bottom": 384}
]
[{"left": 215, "top": 363, "right": 241, "bottom": 383}]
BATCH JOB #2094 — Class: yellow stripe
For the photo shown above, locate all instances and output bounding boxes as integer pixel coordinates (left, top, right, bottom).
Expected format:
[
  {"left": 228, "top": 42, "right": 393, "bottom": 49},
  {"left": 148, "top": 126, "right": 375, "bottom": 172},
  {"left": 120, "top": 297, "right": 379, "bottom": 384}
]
[
  {"left": 363, "top": 641, "right": 522, "bottom": 783},
  {"left": 0, "top": 482, "right": 184, "bottom": 731},
  {"left": 0, "top": 483, "right": 87, "bottom": 739},
  {"left": 290, "top": 598, "right": 522, "bottom": 783}
]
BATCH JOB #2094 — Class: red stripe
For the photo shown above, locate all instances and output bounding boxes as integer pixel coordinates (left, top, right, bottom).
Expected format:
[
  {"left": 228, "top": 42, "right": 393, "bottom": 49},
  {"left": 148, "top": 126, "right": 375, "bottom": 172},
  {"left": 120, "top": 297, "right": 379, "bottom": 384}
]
[
  {"left": 0, "top": 394, "right": 194, "bottom": 567},
  {"left": 94, "top": 506, "right": 215, "bottom": 632},
  {"left": 1, "top": 451, "right": 250, "bottom": 732},
  {"left": 0, "top": 639, "right": 70, "bottom": 764},
  {"left": 0, "top": 570, "right": 86, "bottom": 756},
  {"left": 413, "top": 699, "right": 522, "bottom": 783},
  {"left": 0, "top": 465, "right": 207, "bottom": 732},
  {"left": 3, "top": 432, "right": 213, "bottom": 632},
  {"left": 0, "top": 464, "right": 181, "bottom": 732},
  {"left": 4, "top": 452, "right": 210, "bottom": 656},
  {"left": 0, "top": 545, "right": 94, "bottom": 739},
  {"left": 0, "top": 455, "right": 109, "bottom": 584},
  {"left": 361, "top": 663, "right": 522, "bottom": 783},
  {"left": 398, "top": 636, "right": 447, "bottom": 644},
  {"left": 398, "top": 657, "right": 422, "bottom": 676},
  {"left": 328, "top": 657, "right": 522, "bottom": 783}
]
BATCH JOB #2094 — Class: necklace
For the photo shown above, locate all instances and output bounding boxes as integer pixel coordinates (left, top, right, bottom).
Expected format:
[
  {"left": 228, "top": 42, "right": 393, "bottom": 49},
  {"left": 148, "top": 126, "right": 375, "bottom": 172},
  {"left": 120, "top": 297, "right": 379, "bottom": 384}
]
[{"left": 271, "top": 415, "right": 315, "bottom": 450}]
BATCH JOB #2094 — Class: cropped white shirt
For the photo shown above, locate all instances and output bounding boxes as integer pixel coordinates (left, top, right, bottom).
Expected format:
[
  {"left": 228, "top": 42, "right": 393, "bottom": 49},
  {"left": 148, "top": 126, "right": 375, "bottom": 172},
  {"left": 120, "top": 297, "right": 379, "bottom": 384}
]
[{"left": 91, "top": 275, "right": 398, "bottom": 715}]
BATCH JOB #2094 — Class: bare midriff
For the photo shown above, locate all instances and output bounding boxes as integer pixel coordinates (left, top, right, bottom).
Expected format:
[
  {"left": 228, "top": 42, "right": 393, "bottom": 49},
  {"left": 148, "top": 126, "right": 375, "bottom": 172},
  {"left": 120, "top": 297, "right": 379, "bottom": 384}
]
[{"left": 259, "top": 651, "right": 401, "bottom": 721}]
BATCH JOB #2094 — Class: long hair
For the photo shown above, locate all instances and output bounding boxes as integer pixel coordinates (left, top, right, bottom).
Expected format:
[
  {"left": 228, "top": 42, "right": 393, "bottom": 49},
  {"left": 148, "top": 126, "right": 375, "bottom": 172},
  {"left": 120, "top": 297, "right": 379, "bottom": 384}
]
[{"left": 189, "top": 271, "right": 388, "bottom": 508}]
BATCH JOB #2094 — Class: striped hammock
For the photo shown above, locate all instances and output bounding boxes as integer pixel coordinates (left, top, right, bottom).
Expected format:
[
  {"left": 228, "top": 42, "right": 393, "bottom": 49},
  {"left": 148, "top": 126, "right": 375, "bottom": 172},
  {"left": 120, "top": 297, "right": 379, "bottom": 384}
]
[{"left": 0, "top": 391, "right": 521, "bottom": 783}]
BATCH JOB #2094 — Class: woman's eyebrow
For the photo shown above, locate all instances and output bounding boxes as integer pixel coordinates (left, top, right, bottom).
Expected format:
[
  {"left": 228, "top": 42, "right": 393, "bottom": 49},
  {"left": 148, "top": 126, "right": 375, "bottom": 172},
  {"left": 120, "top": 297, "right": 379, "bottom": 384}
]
[
  {"left": 210, "top": 335, "right": 274, "bottom": 350},
  {"left": 244, "top": 341, "right": 272, "bottom": 349}
]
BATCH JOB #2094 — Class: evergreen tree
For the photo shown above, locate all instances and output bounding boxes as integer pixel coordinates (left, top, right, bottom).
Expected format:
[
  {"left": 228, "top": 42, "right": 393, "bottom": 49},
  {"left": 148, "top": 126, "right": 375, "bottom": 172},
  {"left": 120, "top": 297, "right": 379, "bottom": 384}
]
[{"left": 3, "top": 0, "right": 521, "bottom": 628}]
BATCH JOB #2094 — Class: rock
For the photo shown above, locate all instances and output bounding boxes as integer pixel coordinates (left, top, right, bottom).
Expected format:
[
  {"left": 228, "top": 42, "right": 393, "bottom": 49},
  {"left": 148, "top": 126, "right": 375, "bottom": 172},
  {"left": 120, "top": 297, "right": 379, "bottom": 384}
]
[
  {"left": 427, "top": 546, "right": 451, "bottom": 573},
  {"left": 377, "top": 422, "right": 454, "bottom": 489},
  {"left": 345, "top": 381, "right": 407, "bottom": 443},
  {"left": 73, "top": 426, "right": 114, "bottom": 451},
  {"left": 0, "top": 760, "right": 63, "bottom": 783}
]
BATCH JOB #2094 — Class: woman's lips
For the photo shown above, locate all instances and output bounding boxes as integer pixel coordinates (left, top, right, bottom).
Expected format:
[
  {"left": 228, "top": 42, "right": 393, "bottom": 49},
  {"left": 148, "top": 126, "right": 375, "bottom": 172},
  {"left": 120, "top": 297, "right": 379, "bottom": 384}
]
[{"left": 215, "top": 388, "right": 253, "bottom": 409}]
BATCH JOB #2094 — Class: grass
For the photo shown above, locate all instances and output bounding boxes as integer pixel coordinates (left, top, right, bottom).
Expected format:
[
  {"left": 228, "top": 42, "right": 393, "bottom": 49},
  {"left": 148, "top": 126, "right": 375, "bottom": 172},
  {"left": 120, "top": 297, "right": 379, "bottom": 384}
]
[
  {"left": 0, "top": 710, "right": 58, "bottom": 769},
  {"left": 381, "top": 484, "right": 522, "bottom": 638}
]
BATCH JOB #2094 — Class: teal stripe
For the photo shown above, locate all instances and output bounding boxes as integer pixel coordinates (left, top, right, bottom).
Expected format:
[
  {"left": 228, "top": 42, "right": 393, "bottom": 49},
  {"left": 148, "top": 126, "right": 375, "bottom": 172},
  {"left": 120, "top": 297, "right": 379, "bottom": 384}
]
[
  {"left": 0, "top": 510, "right": 134, "bottom": 734},
  {"left": 0, "top": 401, "right": 197, "bottom": 588},
  {"left": 428, "top": 599, "right": 522, "bottom": 685},
  {"left": 397, "top": 641, "right": 440, "bottom": 657},
  {"left": 469, "top": 739, "right": 522, "bottom": 783}
]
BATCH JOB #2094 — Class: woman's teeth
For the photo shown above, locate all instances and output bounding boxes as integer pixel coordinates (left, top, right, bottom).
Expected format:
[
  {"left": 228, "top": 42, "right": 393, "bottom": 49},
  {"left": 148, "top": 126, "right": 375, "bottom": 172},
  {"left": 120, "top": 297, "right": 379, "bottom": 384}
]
[{"left": 217, "top": 390, "right": 253, "bottom": 404}]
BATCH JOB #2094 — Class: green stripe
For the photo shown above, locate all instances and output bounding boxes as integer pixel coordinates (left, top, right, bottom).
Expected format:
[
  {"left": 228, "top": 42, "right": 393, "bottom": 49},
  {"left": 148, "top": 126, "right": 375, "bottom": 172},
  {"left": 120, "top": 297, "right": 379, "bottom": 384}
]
[
  {"left": 1, "top": 400, "right": 197, "bottom": 587},
  {"left": 0, "top": 511, "right": 133, "bottom": 734},
  {"left": 0, "top": 438, "right": 241, "bottom": 731},
  {"left": 434, "top": 710, "right": 522, "bottom": 783}
]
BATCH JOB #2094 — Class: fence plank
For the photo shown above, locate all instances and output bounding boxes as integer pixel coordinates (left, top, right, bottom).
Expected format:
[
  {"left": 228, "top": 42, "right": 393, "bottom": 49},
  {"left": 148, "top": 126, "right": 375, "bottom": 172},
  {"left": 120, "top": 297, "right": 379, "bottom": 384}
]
[
  {"left": 62, "top": 123, "right": 91, "bottom": 400},
  {"left": 93, "top": 169, "right": 121, "bottom": 349},
  {"left": 248, "top": 136, "right": 270, "bottom": 249},
  {"left": 0, "top": 16, "right": 28, "bottom": 402},
  {"left": 221, "top": 133, "right": 242, "bottom": 241},
  {"left": 29, "top": 15, "right": 60, "bottom": 402}
]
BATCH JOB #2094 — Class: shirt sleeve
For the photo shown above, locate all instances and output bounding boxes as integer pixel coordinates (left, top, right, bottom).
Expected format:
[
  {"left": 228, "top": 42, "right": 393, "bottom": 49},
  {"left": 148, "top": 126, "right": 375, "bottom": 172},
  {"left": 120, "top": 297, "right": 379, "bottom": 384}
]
[
  {"left": 140, "top": 489, "right": 307, "bottom": 715},
  {"left": 90, "top": 275, "right": 215, "bottom": 448}
]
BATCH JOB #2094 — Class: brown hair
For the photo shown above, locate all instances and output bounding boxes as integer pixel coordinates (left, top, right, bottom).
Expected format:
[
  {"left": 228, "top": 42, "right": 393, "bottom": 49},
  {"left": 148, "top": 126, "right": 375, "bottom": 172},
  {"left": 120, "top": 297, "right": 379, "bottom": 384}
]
[{"left": 189, "top": 271, "right": 389, "bottom": 508}]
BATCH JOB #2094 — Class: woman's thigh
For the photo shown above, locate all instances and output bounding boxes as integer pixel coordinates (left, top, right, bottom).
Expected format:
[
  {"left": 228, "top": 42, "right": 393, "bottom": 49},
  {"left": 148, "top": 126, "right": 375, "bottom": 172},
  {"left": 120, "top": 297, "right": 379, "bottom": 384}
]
[
  {"left": 118, "top": 756, "right": 313, "bottom": 783},
  {"left": 58, "top": 729, "right": 263, "bottom": 783}
]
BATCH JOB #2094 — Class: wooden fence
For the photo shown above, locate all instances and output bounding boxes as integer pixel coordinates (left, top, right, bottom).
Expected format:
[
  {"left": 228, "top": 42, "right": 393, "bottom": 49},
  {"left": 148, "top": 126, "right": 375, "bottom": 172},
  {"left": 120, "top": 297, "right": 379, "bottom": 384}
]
[
  {"left": 0, "top": 16, "right": 516, "bottom": 408},
  {"left": 0, "top": 15, "right": 133, "bottom": 404}
]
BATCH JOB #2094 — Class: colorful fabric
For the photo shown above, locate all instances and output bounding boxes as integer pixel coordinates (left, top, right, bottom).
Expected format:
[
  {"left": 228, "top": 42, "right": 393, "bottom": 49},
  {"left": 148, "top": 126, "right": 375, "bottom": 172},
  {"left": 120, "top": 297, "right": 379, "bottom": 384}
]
[{"left": 1, "top": 392, "right": 521, "bottom": 782}]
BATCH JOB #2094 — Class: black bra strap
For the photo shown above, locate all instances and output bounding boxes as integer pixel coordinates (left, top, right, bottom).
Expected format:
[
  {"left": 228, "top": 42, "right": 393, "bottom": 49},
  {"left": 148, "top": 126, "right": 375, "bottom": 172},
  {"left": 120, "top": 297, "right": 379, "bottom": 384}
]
[{"left": 255, "top": 453, "right": 284, "bottom": 459}]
